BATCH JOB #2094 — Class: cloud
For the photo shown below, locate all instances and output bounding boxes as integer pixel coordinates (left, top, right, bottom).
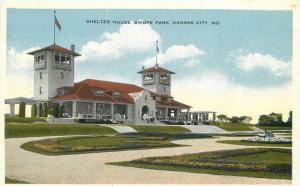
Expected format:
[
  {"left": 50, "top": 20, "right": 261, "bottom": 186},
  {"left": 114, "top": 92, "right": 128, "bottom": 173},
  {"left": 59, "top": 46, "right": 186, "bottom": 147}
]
[
  {"left": 141, "top": 44, "right": 205, "bottom": 66},
  {"left": 7, "top": 47, "right": 39, "bottom": 71},
  {"left": 173, "top": 71, "right": 291, "bottom": 123},
  {"left": 235, "top": 52, "right": 291, "bottom": 76},
  {"left": 78, "top": 23, "right": 161, "bottom": 61}
]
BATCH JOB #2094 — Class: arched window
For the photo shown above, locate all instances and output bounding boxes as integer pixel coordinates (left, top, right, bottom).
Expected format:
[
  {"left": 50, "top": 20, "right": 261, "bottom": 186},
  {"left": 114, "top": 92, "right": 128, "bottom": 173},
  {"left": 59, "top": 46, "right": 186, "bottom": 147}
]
[
  {"left": 60, "top": 72, "right": 64, "bottom": 79},
  {"left": 40, "top": 72, "right": 42, "bottom": 79}
]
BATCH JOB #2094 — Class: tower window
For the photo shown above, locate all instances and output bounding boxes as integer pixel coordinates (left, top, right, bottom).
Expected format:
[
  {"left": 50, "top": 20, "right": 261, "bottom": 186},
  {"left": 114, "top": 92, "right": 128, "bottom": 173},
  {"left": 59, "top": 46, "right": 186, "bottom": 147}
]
[
  {"left": 145, "top": 95, "right": 147, "bottom": 101},
  {"left": 40, "top": 72, "right": 42, "bottom": 79},
  {"left": 163, "top": 87, "right": 166, "bottom": 92},
  {"left": 39, "top": 87, "right": 42, "bottom": 94},
  {"left": 60, "top": 72, "right": 64, "bottom": 79},
  {"left": 54, "top": 52, "right": 60, "bottom": 64}
]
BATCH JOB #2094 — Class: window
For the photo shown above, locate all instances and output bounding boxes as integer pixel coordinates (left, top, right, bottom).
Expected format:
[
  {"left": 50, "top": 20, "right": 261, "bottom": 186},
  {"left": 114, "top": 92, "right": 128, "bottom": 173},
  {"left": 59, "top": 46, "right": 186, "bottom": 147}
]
[
  {"left": 39, "top": 87, "right": 42, "bottom": 94},
  {"left": 95, "top": 89, "right": 104, "bottom": 96},
  {"left": 60, "top": 72, "right": 64, "bottom": 79},
  {"left": 35, "top": 54, "right": 45, "bottom": 64},
  {"left": 40, "top": 72, "right": 42, "bottom": 79},
  {"left": 54, "top": 52, "right": 60, "bottom": 64},
  {"left": 61, "top": 54, "right": 66, "bottom": 64},
  {"left": 145, "top": 95, "right": 147, "bottom": 101},
  {"left": 66, "top": 56, "right": 71, "bottom": 65},
  {"left": 143, "top": 74, "right": 154, "bottom": 81},
  {"left": 112, "top": 91, "right": 120, "bottom": 97},
  {"left": 163, "top": 87, "right": 166, "bottom": 92}
]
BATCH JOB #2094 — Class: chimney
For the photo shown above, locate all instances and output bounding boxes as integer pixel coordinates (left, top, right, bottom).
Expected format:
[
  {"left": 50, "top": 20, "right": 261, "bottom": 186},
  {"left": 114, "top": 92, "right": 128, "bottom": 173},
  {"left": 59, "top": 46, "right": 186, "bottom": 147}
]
[
  {"left": 142, "top": 66, "right": 145, "bottom": 70},
  {"left": 155, "top": 63, "right": 159, "bottom": 69},
  {"left": 70, "top": 44, "right": 75, "bottom": 52}
]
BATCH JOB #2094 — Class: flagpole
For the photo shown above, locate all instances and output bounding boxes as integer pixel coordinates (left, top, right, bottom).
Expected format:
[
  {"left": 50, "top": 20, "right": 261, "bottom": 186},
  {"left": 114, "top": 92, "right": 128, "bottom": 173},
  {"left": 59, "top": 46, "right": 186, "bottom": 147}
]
[
  {"left": 155, "top": 40, "right": 158, "bottom": 66},
  {"left": 54, "top": 11, "right": 56, "bottom": 44}
]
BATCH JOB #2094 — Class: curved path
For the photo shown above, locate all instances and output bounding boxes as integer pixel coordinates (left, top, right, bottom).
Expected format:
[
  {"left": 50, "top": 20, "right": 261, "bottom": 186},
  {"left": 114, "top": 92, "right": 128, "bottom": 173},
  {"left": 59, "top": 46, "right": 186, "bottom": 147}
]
[{"left": 5, "top": 136, "right": 291, "bottom": 184}]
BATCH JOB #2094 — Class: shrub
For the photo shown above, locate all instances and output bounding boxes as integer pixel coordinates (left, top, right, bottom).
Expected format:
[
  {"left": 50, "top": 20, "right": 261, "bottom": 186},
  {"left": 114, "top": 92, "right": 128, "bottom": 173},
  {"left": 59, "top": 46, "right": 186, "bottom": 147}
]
[
  {"left": 59, "top": 105, "right": 64, "bottom": 118},
  {"left": 43, "top": 103, "right": 48, "bottom": 117},
  {"left": 18, "top": 102, "right": 26, "bottom": 118},
  {"left": 5, "top": 116, "right": 46, "bottom": 124},
  {"left": 31, "top": 104, "right": 37, "bottom": 118},
  {"left": 53, "top": 103, "right": 59, "bottom": 117}
]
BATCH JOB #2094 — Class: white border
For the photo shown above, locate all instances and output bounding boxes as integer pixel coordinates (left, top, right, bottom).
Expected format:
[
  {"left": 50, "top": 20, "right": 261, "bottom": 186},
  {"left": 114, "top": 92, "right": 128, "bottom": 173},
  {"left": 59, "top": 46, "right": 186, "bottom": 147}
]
[{"left": 0, "top": 0, "right": 299, "bottom": 186}]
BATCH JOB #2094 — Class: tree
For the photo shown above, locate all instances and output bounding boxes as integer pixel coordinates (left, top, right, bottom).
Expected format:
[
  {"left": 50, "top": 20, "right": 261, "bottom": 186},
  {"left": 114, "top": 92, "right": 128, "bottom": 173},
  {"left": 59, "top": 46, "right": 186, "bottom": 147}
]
[
  {"left": 287, "top": 111, "right": 292, "bottom": 126},
  {"left": 229, "top": 116, "right": 242, "bottom": 123},
  {"left": 217, "top": 114, "right": 229, "bottom": 123},
  {"left": 258, "top": 112, "right": 283, "bottom": 125},
  {"left": 59, "top": 104, "right": 65, "bottom": 118},
  {"left": 43, "top": 103, "right": 48, "bottom": 117},
  {"left": 240, "top": 116, "right": 252, "bottom": 124},
  {"left": 18, "top": 102, "right": 26, "bottom": 118},
  {"left": 31, "top": 104, "right": 37, "bottom": 118},
  {"left": 53, "top": 103, "right": 59, "bottom": 118},
  {"left": 39, "top": 104, "right": 43, "bottom": 117}
]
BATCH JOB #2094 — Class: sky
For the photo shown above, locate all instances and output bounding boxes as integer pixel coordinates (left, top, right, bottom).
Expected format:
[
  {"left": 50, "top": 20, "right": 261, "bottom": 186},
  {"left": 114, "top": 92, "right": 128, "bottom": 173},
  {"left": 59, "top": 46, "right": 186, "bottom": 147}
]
[{"left": 5, "top": 9, "right": 292, "bottom": 122}]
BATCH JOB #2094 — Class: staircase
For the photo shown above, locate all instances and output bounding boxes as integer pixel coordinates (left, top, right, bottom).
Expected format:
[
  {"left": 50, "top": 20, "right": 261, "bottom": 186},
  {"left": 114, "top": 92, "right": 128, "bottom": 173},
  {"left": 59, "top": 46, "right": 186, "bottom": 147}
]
[{"left": 183, "top": 125, "right": 228, "bottom": 134}]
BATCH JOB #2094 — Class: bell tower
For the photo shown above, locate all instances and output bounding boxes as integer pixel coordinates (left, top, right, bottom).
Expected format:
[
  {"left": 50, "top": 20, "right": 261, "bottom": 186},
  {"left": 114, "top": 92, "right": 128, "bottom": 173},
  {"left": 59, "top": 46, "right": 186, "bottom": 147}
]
[
  {"left": 138, "top": 63, "right": 175, "bottom": 95},
  {"left": 28, "top": 44, "right": 81, "bottom": 101}
]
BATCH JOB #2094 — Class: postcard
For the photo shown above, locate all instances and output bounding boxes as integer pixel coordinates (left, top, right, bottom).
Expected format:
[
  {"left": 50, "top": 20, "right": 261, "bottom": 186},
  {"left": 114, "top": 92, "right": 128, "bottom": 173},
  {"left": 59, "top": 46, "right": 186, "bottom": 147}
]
[{"left": 0, "top": 0, "right": 299, "bottom": 185}]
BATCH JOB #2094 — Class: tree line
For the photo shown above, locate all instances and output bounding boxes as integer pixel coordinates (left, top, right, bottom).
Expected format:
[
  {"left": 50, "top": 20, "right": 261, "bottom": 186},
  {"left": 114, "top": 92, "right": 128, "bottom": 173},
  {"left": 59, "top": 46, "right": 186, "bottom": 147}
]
[{"left": 216, "top": 111, "right": 292, "bottom": 126}]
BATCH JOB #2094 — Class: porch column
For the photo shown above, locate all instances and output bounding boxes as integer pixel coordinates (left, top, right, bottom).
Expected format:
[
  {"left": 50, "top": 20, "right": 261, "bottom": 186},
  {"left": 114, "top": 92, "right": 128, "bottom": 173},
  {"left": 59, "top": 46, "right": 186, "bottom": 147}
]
[
  {"left": 165, "top": 107, "right": 168, "bottom": 120},
  {"left": 93, "top": 102, "right": 97, "bottom": 118},
  {"left": 36, "top": 103, "right": 40, "bottom": 117},
  {"left": 111, "top": 103, "right": 114, "bottom": 119},
  {"left": 9, "top": 103, "right": 15, "bottom": 117},
  {"left": 72, "top": 101, "right": 77, "bottom": 118},
  {"left": 187, "top": 108, "right": 190, "bottom": 121},
  {"left": 213, "top": 112, "right": 216, "bottom": 121}
]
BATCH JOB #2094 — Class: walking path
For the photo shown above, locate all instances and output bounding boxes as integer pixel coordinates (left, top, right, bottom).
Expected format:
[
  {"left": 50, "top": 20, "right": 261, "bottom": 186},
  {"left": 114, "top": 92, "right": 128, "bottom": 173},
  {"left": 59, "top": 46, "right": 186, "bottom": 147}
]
[
  {"left": 5, "top": 136, "right": 291, "bottom": 184},
  {"left": 102, "top": 125, "right": 137, "bottom": 133}
]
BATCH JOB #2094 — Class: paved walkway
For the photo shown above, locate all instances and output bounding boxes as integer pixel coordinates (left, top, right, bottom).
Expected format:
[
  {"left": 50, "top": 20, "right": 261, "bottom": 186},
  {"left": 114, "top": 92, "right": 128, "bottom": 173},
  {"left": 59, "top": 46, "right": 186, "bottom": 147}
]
[
  {"left": 5, "top": 136, "right": 291, "bottom": 184},
  {"left": 102, "top": 125, "right": 137, "bottom": 133}
]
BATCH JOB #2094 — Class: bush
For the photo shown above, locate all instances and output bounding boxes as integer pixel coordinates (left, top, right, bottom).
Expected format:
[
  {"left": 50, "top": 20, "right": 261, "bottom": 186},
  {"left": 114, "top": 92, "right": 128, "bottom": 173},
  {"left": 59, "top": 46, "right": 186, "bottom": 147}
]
[
  {"left": 43, "top": 103, "right": 48, "bottom": 117},
  {"left": 59, "top": 105, "right": 64, "bottom": 118},
  {"left": 31, "top": 104, "right": 37, "bottom": 118},
  {"left": 18, "top": 102, "right": 26, "bottom": 118},
  {"left": 53, "top": 103, "right": 59, "bottom": 117},
  {"left": 5, "top": 116, "right": 46, "bottom": 124}
]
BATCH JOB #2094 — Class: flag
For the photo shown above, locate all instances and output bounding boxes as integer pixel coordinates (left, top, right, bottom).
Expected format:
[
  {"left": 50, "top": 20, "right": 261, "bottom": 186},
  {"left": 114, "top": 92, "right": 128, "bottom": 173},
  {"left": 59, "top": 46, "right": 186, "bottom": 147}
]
[
  {"left": 156, "top": 40, "right": 159, "bottom": 53},
  {"left": 55, "top": 15, "right": 61, "bottom": 31}
]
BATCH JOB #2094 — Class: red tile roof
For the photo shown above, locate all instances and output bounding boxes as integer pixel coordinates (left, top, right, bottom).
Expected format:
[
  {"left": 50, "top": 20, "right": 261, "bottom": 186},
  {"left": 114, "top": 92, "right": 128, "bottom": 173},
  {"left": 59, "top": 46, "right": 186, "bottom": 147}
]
[
  {"left": 138, "top": 65, "right": 175, "bottom": 74},
  {"left": 52, "top": 79, "right": 191, "bottom": 109},
  {"left": 27, "top": 44, "right": 81, "bottom": 56},
  {"left": 156, "top": 100, "right": 191, "bottom": 109}
]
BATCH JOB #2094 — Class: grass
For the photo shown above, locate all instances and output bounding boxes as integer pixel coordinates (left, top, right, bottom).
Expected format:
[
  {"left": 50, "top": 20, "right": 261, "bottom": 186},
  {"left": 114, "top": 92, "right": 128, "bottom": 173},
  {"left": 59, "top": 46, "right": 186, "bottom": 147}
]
[
  {"left": 5, "top": 116, "right": 46, "bottom": 124},
  {"left": 20, "top": 135, "right": 182, "bottom": 155},
  {"left": 5, "top": 123, "right": 117, "bottom": 138},
  {"left": 109, "top": 148, "right": 291, "bottom": 179},
  {"left": 217, "top": 140, "right": 292, "bottom": 147},
  {"left": 5, "top": 177, "right": 29, "bottom": 184},
  {"left": 211, "top": 122, "right": 253, "bottom": 131},
  {"left": 256, "top": 126, "right": 292, "bottom": 131},
  {"left": 129, "top": 125, "right": 191, "bottom": 133}
]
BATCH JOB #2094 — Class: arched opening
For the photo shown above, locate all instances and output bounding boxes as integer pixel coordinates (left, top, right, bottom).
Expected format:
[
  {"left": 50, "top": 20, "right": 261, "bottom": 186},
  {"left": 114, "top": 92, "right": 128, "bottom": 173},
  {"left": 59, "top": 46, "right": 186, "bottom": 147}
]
[{"left": 141, "top": 105, "right": 149, "bottom": 120}]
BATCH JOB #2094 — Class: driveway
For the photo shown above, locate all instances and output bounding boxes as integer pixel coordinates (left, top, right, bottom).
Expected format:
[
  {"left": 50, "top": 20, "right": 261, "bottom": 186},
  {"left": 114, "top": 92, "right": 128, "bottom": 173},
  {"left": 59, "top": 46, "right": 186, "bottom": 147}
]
[{"left": 5, "top": 136, "right": 291, "bottom": 184}]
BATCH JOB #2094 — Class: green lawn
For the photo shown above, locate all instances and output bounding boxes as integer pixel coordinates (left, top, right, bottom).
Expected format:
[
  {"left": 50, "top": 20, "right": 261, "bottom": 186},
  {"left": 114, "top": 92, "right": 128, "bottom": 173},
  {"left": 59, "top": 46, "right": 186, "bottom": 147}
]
[
  {"left": 211, "top": 122, "right": 253, "bottom": 131},
  {"left": 256, "top": 126, "right": 292, "bottom": 131},
  {"left": 5, "top": 177, "right": 29, "bottom": 184},
  {"left": 129, "top": 125, "right": 191, "bottom": 133},
  {"left": 217, "top": 140, "right": 291, "bottom": 147},
  {"left": 109, "top": 148, "right": 291, "bottom": 179},
  {"left": 5, "top": 123, "right": 117, "bottom": 138},
  {"left": 21, "top": 135, "right": 182, "bottom": 155}
]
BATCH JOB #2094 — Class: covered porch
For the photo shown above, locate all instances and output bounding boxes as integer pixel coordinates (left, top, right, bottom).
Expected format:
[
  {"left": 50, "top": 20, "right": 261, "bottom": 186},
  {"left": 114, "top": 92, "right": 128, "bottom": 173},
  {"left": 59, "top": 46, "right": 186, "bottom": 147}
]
[
  {"left": 156, "top": 107, "right": 189, "bottom": 122},
  {"left": 57, "top": 100, "right": 132, "bottom": 122}
]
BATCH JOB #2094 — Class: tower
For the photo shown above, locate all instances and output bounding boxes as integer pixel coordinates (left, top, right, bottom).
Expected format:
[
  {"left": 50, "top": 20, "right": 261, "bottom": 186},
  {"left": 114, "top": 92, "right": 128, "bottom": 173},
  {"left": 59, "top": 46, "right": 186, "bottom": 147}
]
[
  {"left": 28, "top": 44, "right": 81, "bottom": 100},
  {"left": 138, "top": 63, "right": 175, "bottom": 95}
]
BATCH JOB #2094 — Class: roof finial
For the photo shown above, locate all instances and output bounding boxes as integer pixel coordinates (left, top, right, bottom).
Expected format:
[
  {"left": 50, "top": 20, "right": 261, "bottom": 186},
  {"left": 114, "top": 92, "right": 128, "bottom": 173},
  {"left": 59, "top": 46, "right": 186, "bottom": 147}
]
[{"left": 155, "top": 40, "right": 159, "bottom": 68}]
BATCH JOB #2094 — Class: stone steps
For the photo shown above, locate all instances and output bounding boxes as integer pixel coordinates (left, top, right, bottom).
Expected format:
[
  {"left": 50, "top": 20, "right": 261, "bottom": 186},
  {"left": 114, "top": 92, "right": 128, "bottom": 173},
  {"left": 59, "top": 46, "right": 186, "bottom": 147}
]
[{"left": 183, "top": 125, "right": 228, "bottom": 134}]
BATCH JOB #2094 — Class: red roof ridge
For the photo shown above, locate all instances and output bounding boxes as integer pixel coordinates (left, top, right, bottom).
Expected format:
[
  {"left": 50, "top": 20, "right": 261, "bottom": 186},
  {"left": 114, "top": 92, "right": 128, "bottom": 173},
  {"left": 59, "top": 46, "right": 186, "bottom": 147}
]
[{"left": 27, "top": 44, "right": 81, "bottom": 56}]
